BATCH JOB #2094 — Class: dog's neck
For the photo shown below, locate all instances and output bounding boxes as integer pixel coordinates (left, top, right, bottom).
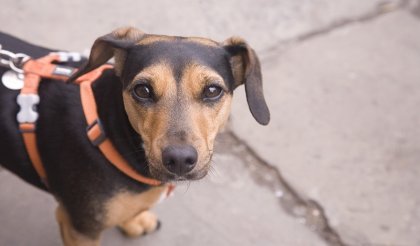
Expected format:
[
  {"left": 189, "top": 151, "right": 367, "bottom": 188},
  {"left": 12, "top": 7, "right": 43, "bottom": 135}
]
[{"left": 91, "top": 69, "right": 151, "bottom": 179}]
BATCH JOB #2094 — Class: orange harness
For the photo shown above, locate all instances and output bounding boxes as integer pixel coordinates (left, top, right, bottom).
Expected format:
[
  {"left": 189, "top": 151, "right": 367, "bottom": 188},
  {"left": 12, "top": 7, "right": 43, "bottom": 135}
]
[{"left": 18, "top": 53, "right": 162, "bottom": 188}]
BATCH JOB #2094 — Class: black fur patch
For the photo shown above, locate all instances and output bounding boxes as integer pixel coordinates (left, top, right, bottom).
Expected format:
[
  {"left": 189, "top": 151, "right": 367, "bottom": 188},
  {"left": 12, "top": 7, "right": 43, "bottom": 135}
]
[{"left": 121, "top": 41, "right": 236, "bottom": 91}]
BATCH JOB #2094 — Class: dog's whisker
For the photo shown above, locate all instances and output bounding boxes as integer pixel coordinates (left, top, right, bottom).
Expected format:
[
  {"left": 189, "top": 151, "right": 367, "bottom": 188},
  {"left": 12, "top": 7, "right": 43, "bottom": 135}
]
[
  {"left": 186, "top": 181, "right": 192, "bottom": 192},
  {"left": 208, "top": 163, "right": 218, "bottom": 177}
]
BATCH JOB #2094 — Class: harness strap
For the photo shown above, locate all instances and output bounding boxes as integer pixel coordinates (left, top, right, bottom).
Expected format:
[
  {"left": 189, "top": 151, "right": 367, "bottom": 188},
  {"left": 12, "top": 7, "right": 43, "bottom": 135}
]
[
  {"left": 76, "top": 66, "right": 161, "bottom": 186},
  {"left": 18, "top": 54, "right": 67, "bottom": 186},
  {"left": 20, "top": 123, "right": 47, "bottom": 185},
  {"left": 18, "top": 54, "right": 161, "bottom": 187}
]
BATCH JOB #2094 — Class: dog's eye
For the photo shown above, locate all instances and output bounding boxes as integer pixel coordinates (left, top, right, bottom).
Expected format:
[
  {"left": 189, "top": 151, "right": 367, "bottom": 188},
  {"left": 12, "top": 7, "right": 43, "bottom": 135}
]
[
  {"left": 202, "top": 85, "right": 223, "bottom": 101},
  {"left": 133, "top": 84, "right": 154, "bottom": 101}
]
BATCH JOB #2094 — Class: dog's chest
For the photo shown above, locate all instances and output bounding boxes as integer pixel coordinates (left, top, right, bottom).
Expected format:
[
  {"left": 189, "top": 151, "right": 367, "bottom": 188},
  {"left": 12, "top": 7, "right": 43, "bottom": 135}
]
[{"left": 103, "top": 185, "right": 167, "bottom": 227}]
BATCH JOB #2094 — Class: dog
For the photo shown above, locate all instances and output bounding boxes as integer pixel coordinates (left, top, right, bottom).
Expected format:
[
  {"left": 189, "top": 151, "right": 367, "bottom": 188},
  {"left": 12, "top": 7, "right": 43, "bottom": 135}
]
[{"left": 0, "top": 27, "right": 270, "bottom": 245}]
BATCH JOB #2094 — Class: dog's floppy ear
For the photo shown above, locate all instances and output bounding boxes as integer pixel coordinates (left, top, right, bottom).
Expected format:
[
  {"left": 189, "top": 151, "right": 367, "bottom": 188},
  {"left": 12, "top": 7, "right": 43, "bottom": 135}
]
[
  {"left": 68, "top": 27, "right": 145, "bottom": 82},
  {"left": 223, "top": 37, "right": 270, "bottom": 125}
]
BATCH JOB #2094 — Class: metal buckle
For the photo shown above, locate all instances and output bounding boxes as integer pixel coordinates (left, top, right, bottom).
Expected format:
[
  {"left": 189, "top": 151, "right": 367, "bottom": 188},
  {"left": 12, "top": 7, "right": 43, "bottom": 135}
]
[
  {"left": 51, "top": 52, "right": 82, "bottom": 62},
  {"left": 0, "top": 46, "right": 29, "bottom": 73},
  {"left": 17, "top": 94, "right": 40, "bottom": 124},
  {"left": 86, "top": 119, "right": 107, "bottom": 146},
  {"left": 52, "top": 65, "right": 76, "bottom": 77}
]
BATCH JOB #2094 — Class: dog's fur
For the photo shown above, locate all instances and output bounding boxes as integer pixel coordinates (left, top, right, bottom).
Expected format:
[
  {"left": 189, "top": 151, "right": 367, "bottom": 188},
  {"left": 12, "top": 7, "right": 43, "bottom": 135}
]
[{"left": 0, "top": 27, "right": 269, "bottom": 245}]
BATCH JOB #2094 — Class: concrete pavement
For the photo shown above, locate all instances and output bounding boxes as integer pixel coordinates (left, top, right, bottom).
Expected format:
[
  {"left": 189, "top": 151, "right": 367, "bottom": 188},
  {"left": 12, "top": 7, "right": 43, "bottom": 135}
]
[
  {"left": 1, "top": 0, "right": 420, "bottom": 245},
  {"left": 231, "top": 9, "right": 420, "bottom": 245}
]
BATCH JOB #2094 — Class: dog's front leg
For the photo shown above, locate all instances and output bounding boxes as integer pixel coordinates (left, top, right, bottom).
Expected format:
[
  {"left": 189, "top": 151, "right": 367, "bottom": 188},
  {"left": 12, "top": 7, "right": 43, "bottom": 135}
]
[
  {"left": 118, "top": 210, "right": 160, "bottom": 237},
  {"left": 56, "top": 205, "right": 101, "bottom": 246}
]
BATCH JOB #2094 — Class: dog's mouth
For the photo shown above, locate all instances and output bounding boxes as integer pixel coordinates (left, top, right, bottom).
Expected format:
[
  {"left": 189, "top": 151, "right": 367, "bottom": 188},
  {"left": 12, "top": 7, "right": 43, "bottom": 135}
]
[
  {"left": 146, "top": 157, "right": 211, "bottom": 183},
  {"left": 154, "top": 170, "right": 208, "bottom": 182}
]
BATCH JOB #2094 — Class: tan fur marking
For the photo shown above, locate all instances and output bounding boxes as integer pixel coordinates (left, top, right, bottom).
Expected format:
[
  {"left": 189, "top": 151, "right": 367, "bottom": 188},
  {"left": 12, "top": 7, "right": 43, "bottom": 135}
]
[
  {"left": 179, "top": 63, "right": 233, "bottom": 173},
  {"left": 136, "top": 35, "right": 218, "bottom": 47},
  {"left": 137, "top": 35, "right": 177, "bottom": 45},
  {"left": 181, "top": 63, "right": 226, "bottom": 99},
  {"left": 228, "top": 55, "right": 245, "bottom": 88},
  {"left": 119, "top": 210, "right": 159, "bottom": 237},
  {"left": 112, "top": 27, "right": 144, "bottom": 40},
  {"left": 123, "top": 62, "right": 177, "bottom": 175},
  {"left": 110, "top": 27, "right": 145, "bottom": 76},
  {"left": 56, "top": 205, "right": 100, "bottom": 246},
  {"left": 185, "top": 37, "right": 219, "bottom": 47},
  {"left": 223, "top": 36, "right": 250, "bottom": 88},
  {"left": 131, "top": 63, "right": 177, "bottom": 99},
  {"left": 104, "top": 186, "right": 167, "bottom": 228}
]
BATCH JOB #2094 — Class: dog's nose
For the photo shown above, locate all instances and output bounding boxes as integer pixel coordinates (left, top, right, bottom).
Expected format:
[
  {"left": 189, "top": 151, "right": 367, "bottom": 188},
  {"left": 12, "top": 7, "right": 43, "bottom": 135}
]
[{"left": 162, "top": 145, "right": 198, "bottom": 176}]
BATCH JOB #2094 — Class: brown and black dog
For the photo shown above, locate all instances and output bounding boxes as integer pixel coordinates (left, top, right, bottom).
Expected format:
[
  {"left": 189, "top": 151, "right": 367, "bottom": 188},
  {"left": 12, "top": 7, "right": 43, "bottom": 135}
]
[{"left": 0, "top": 27, "right": 269, "bottom": 245}]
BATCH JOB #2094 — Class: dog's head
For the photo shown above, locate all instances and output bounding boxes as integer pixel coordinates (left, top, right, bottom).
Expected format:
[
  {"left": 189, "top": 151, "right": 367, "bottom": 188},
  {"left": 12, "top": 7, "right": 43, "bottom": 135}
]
[{"left": 71, "top": 27, "right": 270, "bottom": 182}]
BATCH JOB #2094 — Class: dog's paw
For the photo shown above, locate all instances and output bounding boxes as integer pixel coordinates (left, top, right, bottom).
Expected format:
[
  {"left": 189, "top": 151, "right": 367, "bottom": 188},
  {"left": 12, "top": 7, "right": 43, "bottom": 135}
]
[{"left": 118, "top": 211, "right": 161, "bottom": 238}]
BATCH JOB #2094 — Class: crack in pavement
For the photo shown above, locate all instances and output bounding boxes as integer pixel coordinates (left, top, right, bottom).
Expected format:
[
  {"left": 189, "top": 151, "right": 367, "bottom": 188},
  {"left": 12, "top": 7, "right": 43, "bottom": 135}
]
[
  {"left": 244, "top": 2, "right": 417, "bottom": 240},
  {"left": 217, "top": 130, "right": 346, "bottom": 246},
  {"left": 259, "top": 0, "right": 412, "bottom": 64}
]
